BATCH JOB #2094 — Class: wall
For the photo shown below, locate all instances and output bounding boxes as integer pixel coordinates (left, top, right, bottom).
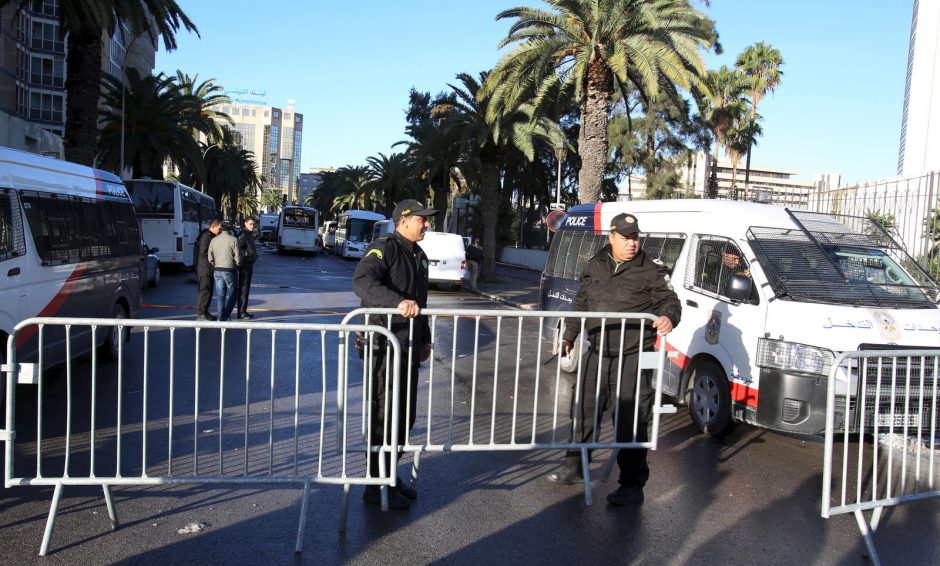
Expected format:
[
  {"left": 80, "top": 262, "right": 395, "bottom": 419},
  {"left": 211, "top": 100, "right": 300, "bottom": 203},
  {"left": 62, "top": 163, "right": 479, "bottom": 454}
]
[{"left": 498, "top": 247, "right": 548, "bottom": 271}]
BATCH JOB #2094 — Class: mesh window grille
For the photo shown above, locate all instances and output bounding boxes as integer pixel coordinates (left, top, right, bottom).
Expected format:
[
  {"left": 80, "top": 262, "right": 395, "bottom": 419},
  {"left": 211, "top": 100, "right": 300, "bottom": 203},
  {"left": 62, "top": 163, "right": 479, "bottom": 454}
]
[{"left": 0, "top": 188, "right": 27, "bottom": 262}]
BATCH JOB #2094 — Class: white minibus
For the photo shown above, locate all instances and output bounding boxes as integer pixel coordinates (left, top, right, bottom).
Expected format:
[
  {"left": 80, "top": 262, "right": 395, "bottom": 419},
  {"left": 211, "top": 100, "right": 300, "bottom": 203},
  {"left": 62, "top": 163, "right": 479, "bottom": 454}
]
[
  {"left": 276, "top": 205, "right": 319, "bottom": 254},
  {"left": 541, "top": 200, "right": 940, "bottom": 436},
  {"left": 335, "top": 210, "right": 384, "bottom": 259},
  {"left": 0, "top": 148, "right": 143, "bottom": 385},
  {"left": 321, "top": 220, "right": 337, "bottom": 253},
  {"left": 123, "top": 179, "right": 217, "bottom": 268}
]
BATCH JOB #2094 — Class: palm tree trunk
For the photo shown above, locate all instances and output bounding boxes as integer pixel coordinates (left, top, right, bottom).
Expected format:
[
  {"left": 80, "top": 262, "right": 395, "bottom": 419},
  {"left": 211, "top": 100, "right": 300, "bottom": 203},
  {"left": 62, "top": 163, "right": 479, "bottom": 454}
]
[
  {"left": 479, "top": 161, "right": 501, "bottom": 281},
  {"left": 576, "top": 61, "right": 612, "bottom": 204},
  {"left": 64, "top": 26, "right": 104, "bottom": 166},
  {"left": 432, "top": 168, "right": 449, "bottom": 231}
]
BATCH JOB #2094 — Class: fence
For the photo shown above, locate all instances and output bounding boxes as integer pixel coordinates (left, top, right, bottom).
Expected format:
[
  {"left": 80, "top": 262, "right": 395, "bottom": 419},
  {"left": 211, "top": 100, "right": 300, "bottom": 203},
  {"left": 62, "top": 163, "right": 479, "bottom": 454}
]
[
  {"left": 2, "top": 317, "right": 401, "bottom": 557},
  {"left": 339, "top": 307, "right": 673, "bottom": 518},
  {"left": 822, "top": 349, "right": 940, "bottom": 565},
  {"left": 806, "top": 171, "right": 940, "bottom": 271}
]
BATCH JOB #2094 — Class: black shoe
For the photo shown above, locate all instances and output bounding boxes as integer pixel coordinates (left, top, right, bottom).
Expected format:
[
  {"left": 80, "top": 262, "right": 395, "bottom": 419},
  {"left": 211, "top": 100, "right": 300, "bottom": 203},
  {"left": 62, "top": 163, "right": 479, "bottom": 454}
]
[
  {"left": 363, "top": 486, "right": 412, "bottom": 510},
  {"left": 238, "top": 313, "right": 254, "bottom": 320},
  {"left": 196, "top": 314, "right": 216, "bottom": 321},
  {"left": 606, "top": 485, "right": 644, "bottom": 507},
  {"left": 396, "top": 477, "right": 418, "bottom": 501},
  {"left": 547, "top": 467, "right": 583, "bottom": 485}
]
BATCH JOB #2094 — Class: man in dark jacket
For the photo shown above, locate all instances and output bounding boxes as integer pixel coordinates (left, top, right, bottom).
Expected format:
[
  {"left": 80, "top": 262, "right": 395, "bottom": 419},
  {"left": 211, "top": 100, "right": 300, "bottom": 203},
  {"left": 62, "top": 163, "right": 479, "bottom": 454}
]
[
  {"left": 195, "top": 219, "right": 222, "bottom": 320},
  {"left": 352, "top": 199, "right": 435, "bottom": 511},
  {"left": 547, "top": 212, "right": 681, "bottom": 507},
  {"left": 235, "top": 217, "right": 259, "bottom": 319}
]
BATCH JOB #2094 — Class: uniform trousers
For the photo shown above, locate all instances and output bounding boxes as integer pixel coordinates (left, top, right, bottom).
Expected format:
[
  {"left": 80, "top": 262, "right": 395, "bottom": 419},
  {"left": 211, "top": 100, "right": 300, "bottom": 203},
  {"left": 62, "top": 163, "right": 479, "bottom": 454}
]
[
  {"left": 565, "top": 344, "right": 653, "bottom": 487},
  {"left": 368, "top": 330, "right": 421, "bottom": 478}
]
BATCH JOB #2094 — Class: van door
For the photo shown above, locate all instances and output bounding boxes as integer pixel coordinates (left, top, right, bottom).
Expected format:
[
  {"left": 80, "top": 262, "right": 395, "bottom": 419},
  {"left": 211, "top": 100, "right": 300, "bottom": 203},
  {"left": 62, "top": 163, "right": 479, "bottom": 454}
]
[
  {"left": 679, "top": 235, "right": 767, "bottom": 412},
  {"left": 0, "top": 188, "right": 28, "bottom": 333}
]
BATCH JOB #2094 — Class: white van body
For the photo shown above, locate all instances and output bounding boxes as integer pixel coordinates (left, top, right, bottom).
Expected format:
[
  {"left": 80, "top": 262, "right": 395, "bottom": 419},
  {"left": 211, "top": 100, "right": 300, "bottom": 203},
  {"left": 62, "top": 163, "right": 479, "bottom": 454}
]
[
  {"left": 419, "top": 231, "right": 467, "bottom": 287},
  {"left": 258, "top": 213, "right": 278, "bottom": 241},
  {"left": 322, "top": 220, "right": 337, "bottom": 252},
  {"left": 276, "top": 205, "right": 319, "bottom": 253},
  {"left": 541, "top": 200, "right": 940, "bottom": 436},
  {"left": 335, "top": 210, "right": 384, "bottom": 258},
  {"left": 0, "top": 148, "right": 142, "bottom": 380}
]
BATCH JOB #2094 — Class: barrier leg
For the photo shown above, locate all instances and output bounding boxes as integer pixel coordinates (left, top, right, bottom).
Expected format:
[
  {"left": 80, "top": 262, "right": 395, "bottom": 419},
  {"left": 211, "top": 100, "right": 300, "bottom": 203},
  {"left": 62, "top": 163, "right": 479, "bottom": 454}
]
[
  {"left": 601, "top": 449, "right": 617, "bottom": 482},
  {"left": 102, "top": 484, "right": 119, "bottom": 530},
  {"left": 39, "top": 483, "right": 63, "bottom": 556},
  {"left": 411, "top": 452, "right": 421, "bottom": 487},
  {"left": 294, "top": 480, "right": 310, "bottom": 555},
  {"left": 580, "top": 447, "right": 592, "bottom": 506},
  {"left": 339, "top": 483, "right": 350, "bottom": 535},
  {"left": 854, "top": 509, "right": 882, "bottom": 566}
]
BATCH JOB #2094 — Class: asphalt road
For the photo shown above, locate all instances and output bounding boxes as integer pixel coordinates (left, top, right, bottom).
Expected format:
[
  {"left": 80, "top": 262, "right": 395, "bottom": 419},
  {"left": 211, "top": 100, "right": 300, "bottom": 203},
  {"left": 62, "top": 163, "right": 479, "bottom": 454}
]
[{"left": 1, "top": 245, "right": 938, "bottom": 565}]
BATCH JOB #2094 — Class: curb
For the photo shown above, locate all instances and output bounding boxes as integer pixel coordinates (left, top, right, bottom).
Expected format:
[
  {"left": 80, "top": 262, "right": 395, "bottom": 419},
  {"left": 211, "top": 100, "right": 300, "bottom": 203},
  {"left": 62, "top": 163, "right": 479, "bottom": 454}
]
[{"left": 462, "top": 286, "right": 537, "bottom": 311}]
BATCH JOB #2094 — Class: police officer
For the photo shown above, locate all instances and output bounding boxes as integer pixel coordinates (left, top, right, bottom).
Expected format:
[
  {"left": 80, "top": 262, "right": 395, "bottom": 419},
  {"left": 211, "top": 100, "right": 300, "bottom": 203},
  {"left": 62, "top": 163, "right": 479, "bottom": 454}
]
[
  {"left": 352, "top": 199, "right": 435, "bottom": 510},
  {"left": 547, "top": 212, "right": 681, "bottom": 507}
]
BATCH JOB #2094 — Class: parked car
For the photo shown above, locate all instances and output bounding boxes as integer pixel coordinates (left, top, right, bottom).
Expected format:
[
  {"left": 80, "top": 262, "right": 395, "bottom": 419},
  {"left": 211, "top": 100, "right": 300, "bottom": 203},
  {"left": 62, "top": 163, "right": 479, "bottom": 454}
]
[{"left": 141, "top": 240, "right": 160, "bottom": 288}]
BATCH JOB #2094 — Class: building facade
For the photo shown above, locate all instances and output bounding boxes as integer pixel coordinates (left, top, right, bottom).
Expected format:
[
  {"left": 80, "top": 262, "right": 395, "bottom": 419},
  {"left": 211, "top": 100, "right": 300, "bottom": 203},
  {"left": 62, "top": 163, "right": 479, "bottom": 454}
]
[
  {"left": 671, "top": 151, "right": 818, "bottom": 206},
  {"left": 898, "top": 0, "right": 940, "bottom": 176},
  {"left": 216, "top": 95, "right": 304, "bottom": 202},
  {"left": 0, "top": 0, "right": 154, "bottom": 157},
  {"left": 298, "top": 167, "right": 335, "bottom": 205}
]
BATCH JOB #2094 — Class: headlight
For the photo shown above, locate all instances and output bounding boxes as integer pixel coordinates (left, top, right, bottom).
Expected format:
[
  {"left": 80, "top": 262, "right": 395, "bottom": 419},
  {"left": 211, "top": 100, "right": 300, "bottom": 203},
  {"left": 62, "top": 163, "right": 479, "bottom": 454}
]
[{"left": 757, "top": 338, "right": 834, "bottom": 376}]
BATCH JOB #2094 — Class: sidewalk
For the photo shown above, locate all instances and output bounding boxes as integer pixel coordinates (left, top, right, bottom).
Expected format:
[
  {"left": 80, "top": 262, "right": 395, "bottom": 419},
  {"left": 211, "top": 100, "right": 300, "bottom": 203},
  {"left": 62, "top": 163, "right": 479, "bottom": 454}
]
[{"left": 464, "top": 262, "right": 542, "bottom": 310}]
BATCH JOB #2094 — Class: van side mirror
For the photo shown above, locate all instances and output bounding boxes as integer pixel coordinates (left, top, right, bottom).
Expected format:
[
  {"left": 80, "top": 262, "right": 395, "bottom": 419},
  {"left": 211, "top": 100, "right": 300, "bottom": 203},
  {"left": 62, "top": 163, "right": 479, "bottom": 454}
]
[{"left": 726, "top": 274, "right": 752, "bottom": 302}]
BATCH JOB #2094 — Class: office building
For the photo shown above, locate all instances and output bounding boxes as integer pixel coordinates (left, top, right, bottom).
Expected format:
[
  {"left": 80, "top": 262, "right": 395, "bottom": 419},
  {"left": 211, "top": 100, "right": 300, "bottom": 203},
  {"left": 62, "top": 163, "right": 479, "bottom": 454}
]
[
  {"left": 298, "top": 167, "right": 335, "bottom": 205},
  {"left": 673, "top": 151, "right": 818, "bottom": 206},
  {"left": 898, "top": 0, "right": 940, "bottom": 176},
  {"left": 216, "top": 95, "right": 303, "bottom": 202},
  {"left": 0, "top": 0, "right": 155, "bottom": 156}
]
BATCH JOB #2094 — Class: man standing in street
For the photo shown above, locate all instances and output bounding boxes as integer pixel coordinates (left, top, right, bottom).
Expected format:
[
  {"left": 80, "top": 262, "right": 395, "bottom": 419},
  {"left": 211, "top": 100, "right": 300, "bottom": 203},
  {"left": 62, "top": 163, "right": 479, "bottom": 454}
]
[
  {"left": 547, "top": 213, "right": 681, "bottom": 507},
  {"left": 195, "top": 219, "right": 222, "bottom": 321},
  {"left": 207, "top": 223, "right": 241, "bottom": 321},
  {"left": 352, "top": 199, "right": 435, "bottom": 511},
  {"left": 235, "top": 217, "right": 259, "bottom": 319},
  {"left": 465, "top": 237, "right": 483, "bottom": 289}
]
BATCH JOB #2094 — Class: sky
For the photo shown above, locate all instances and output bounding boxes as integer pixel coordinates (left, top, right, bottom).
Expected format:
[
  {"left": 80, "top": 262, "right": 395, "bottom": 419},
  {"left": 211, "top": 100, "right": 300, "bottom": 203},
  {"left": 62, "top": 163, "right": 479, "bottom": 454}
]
[{"left": 157, "top": 1, "right": 913, "bottom": 186}]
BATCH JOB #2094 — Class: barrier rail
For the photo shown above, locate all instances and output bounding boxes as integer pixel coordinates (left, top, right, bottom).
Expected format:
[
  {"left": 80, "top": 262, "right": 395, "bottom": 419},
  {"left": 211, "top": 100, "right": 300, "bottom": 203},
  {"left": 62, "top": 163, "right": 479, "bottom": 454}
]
[
  {"left": 2, "top": 317, "right": 400, "bottom": 557},
  {"left": 339, "top": 307, "right": 674, "bottom": 521},
  {"left": 822, "top": 349, "right": 940, "bottom": 565}
]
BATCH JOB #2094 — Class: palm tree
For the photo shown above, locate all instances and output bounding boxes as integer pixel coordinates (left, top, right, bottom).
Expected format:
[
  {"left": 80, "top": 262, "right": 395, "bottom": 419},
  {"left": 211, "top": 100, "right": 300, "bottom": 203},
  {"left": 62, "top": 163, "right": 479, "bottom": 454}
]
[
  {"left": 260, "top": 188, "right": 284, "bottom": 214},
  {"left": 735, "top": 42, "right": 784, "bottom": 198},
  {"left": 98, "top": 70, "right": 201, "bottom": 178},
  {"left": 698, "top": 66, "right": 748, "bottom": 198},
  {"left": 366, "top": 152, "right": 421, "bottom": 217},
  {"left": 0, "top": 0, "right": 198, "bottom": 165},
  {"left": 437, "top": 71, "right": 564, "bottom": 280},
  {"left": 174, "top": 72, "right": 233, "bottom": 144},
  {"left": 328, "top": 165, "right": 374, "bottom": 215},
  {"left": 487, "top": 0, "right": 717, "bottom": 203},
  {"left": 200, "top": 141, "right": 262, "bottom": 219},
  {"left": 725, "top": 118, "right": 761, "bottom": 198}
]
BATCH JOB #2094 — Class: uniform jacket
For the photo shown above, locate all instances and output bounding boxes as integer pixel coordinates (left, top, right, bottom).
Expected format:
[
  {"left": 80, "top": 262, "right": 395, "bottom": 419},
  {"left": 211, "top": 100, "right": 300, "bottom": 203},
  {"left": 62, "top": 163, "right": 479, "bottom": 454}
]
[
  {"left": 352, "top": 231, "right": 431, "bottom": 345},
  {"left": 207, "top": 230, "right": 241, "bottom": 272},
  {"left": 194, "top": 228, "right": 215, "bottom": 277},
  {"left": 563, "top": 245, "right": 681, "bottom": 353},
  {"left": 238, "top": 230, "right": 258, "bottom": 265}
]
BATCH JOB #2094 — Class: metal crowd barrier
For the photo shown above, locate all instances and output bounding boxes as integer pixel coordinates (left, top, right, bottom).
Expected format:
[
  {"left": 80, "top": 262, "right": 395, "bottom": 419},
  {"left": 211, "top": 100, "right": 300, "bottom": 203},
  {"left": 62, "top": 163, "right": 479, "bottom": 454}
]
[
  {"left": 340, "top": 307, "right": 674, "bottom": 515},
  {"left": 822, "top": 349, "right": 940, "bottom": 565},
  {"left": 2, "top": 317, "right": 401, "bottom": 557}
]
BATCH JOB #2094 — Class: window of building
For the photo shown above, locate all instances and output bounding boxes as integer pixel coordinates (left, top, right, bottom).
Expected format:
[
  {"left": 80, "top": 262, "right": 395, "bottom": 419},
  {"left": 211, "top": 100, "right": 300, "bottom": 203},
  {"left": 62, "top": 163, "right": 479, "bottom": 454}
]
[
  {"left": 285, "top": 113, "right": 291, "bottom": 120},
  {"left": 31, "top": 21, "right": 64, "bottom": 53},
  {"left": 264, "top": 110, "right": 269, "bottom": 117},
  {"left": 272, "top": 110, "right": 280, "bottom": 118},
  {"left": 231, "top": 108, "right": 240, "bottom": 116},
  {"left": 35, "top": 0, "right": 59, "bottom": 18},
  {"left": 30, "top": 55, "right": 64, "bottom": 87},
  {"left": 251, "top": 109, "right": 256, "bottom": 117},
  {"left": 28, "top": 90, "right": 64, "bottom": 123}
]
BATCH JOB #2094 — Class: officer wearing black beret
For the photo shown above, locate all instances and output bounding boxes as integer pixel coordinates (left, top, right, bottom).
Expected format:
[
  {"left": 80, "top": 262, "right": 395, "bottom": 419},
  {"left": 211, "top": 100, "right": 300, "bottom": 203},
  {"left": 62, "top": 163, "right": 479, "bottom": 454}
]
[
  {"left": 548, "top": 212, "right": 681, "bottom": 507},
  {"left": 352, "top": 198, "right": 436, "bottom": 510}
]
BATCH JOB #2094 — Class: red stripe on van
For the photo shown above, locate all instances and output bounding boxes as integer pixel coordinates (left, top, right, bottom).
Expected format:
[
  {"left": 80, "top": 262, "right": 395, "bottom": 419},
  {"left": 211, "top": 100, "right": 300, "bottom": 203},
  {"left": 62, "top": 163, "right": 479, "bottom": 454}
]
[
  {"left": 655, "top": 335, "right": 690, "bottom": 369},
  {"left": 594, "top": 203, "right": 603, "bottom": 234},
  {"left": 15, "top": 264, "right": 85, "bottom": 347},
  {"left": 730, "top": 381, "right": 759, "bottom": 408}
]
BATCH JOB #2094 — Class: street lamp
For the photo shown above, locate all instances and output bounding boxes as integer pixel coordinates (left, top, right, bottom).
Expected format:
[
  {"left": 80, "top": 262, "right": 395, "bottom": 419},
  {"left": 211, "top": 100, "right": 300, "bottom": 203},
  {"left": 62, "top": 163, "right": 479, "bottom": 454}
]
[
  {"left": 553, "top": 139, "right": 567, "bottom": 209},
  {"left": 119, "top": 28, "right": 147, "bottom": 178}
]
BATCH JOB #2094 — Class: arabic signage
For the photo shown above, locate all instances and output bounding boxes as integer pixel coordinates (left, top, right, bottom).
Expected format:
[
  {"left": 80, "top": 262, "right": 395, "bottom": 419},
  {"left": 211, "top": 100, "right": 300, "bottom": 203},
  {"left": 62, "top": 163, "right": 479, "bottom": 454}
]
[{"left": 225, "top": 88, "right": 268, "bottom": 106}]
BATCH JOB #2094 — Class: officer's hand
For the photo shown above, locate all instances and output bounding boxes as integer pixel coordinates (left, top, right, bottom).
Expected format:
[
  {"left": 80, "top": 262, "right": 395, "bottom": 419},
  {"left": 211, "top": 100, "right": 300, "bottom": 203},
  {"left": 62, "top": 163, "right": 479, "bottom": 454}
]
[
  {"left": 398, "top": 299, "right": 420, "bottom": 318},
  {"left": 419, "top": 343, "right": 432, "bottom": 362},
  {"left": 561, "top": 339, "right": 573, "bottom": 357},
  {"left": 653, "top": 316, "right": 674, "bottom": 335}
]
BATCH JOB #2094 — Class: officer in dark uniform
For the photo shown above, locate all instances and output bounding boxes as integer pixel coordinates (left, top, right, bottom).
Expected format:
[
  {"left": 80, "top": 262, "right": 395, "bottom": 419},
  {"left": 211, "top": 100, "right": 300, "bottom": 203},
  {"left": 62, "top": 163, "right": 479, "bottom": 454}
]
[
  {"left": 547, "top": 212, "right": 681, "bottom": 507},
  {"left": 352, "top": 198, "right": 435, "bottom": 510}
]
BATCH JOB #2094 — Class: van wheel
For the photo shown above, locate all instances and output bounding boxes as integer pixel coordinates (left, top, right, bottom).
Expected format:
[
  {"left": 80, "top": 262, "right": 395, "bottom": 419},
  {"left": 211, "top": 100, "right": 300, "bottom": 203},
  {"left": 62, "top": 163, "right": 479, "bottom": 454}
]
[
  {"left": 689, "top": 361, "right": 732, "bottom": 435},
  {"left": 99, "top": 304, "right": 127, "bottom": 362}
]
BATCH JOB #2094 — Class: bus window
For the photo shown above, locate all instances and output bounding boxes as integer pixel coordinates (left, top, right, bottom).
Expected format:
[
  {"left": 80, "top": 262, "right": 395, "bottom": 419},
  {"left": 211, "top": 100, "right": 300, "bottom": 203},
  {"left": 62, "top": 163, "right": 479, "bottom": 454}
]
[
  {"left": 181, "top": 189, "right": 200, "bottom": 223},
  {"left": 125, "top": 180, "right": 174, "bottom": 217}
]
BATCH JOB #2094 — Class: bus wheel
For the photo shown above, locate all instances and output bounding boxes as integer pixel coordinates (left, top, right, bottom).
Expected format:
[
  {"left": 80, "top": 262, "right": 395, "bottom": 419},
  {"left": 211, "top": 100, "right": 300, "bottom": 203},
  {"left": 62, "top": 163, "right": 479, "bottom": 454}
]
[
  {"left": 99, "top": 304, "right": 127, "bottom": 362},
  {"left": 689, "top": 361, "right": 732, "bottom": 435}
]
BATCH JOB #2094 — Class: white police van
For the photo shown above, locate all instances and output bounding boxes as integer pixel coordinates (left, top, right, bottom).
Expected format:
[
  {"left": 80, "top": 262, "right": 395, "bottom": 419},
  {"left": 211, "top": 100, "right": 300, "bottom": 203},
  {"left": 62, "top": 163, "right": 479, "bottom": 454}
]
[
  {"left": 371, "top": 220, "right": 467, "bottom": 289},
  {"left": 541, "top": 200, "right": 940, "bottom": 435}
]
